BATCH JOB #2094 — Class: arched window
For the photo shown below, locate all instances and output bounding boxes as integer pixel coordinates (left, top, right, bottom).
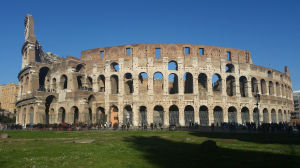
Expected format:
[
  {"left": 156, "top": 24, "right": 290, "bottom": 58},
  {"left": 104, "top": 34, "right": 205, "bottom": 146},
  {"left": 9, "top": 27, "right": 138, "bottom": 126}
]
[
  {"left": 153, "top": 106, "right": 164, "bottom": 125},
  {"left": 77, "top": 76, "right": 83, "bottom": 89},
  {"left": 226, "top": 75, "right": 236, "bottom": 96},
  {"left": 75, "top": 64, "right": 85, "bottom": 73},
  {"left": 71, "top": 106, "right": 79, "bottom": 124},
  {"left": 39, "top": 67, "right": 49, "bottom": 91},
  {"left": 184, "top": 73, "right": 193, "bottom": 94},
  {"left": 58, "top": 107, "right": 66, "bottom": 123},
  {"left": 60, "top": 75, "right": 68, "bottom": 90},
  {"left": 198, "top": 73, "right": 207, "bottom": 93},
  {"left": 261, "top": 79, "right": 267, "bottom": 94},
  {"left": 263, "top": 108, "right": 269, "bottom": 123},
  {"left": 228, "top": 106, "right": 237, "bottom": 123},
  {"left": 212, "top": 74, "right": 222, "bottom": 93},
  {"left": 45, "top": 95, "right": 56, "bottom": 124},
  {"left": 96, "top": 107, "right": 106, "bottom": 124},
  {"left": 213, "top": 106, "right": 223, "bottom": 126},
  {"left": 241, "top": 107, "right": 250, "bottom": 124},
  {"left": 251, "top": 77, "right": 258, "bottom": 94},
  {"left": 276, "top": 82, "right": 280, "bottom": 97},
  {"left": 153, "top": 72, "right": 163, "bottom": 94},
  {"left": 199, "top": 106, "right": 209, "bottom": 126},
  {"left": 225, "top": 64, "right": 234, "bottom": 73},
  {"left": 168, "top": 73, "right": 178, "bottom": 94},
  {"left": 239, "top": 76, "right": 248, "bottom": 97},
  {"left": 52, "top": 78, "right": 57, "bottom": 90},
  {"left": 168, "top": 61, "right": 178, "bottom": 70},
  {"left": 110, "top": 62, "right": 119, "bottom": 72},
  {"left": 110, "top": 75, "right": 119, "bottom": 94},
  {"left": 87, "top": 77, "right": 93, "bottom": 90},
  {"left": 139, "top": 72, "right": 148, "bottom": 93},
  {"left": 98, "top": 75, "right": 105, "bottom": 92},
  {"left": 269, "top": 81, "right": 274, "bottom": 96},
  {"left": 124, "top": 73, "right": 133, "bottom": 94},
  {"left": 169, "top": 105, "right": 179, "bottom": 126},
  {"left": 184, "top": 105, "right": 194, "bottom": 126}
]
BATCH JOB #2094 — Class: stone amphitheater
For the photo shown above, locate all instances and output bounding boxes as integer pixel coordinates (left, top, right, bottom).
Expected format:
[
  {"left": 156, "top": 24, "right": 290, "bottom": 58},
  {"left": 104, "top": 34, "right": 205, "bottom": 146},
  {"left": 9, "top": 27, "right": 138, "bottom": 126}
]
[{"left": 16, "top": 14, "right": 294, "bottom": 127}]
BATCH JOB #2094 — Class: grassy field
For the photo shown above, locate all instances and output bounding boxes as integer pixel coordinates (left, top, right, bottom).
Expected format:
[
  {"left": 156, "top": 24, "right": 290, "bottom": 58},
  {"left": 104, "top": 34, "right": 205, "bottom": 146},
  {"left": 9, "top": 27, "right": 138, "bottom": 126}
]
[{"left": 0, "top": 130, "right": 300, "bottom": 168}]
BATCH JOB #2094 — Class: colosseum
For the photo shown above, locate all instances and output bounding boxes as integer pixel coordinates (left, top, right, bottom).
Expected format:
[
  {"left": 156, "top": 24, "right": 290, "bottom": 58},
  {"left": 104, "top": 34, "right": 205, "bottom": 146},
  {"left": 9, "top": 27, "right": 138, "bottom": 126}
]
[{"left": 16, "top": 14, "right": 294, "bottom": 127}]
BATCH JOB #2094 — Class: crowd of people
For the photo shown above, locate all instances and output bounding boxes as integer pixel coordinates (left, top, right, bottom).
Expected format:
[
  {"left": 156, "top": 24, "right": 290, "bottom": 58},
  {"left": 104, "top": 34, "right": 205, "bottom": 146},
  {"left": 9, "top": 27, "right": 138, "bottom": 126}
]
[{"left": 0, "top": 121, "right": 299, "bottom": 134}]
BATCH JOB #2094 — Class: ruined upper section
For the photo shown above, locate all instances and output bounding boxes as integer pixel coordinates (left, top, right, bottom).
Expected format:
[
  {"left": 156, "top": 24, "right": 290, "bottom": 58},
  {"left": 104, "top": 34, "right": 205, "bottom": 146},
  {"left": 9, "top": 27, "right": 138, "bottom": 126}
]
[{"left": 24, "top": 14, "right": 36, "bottom": 43}]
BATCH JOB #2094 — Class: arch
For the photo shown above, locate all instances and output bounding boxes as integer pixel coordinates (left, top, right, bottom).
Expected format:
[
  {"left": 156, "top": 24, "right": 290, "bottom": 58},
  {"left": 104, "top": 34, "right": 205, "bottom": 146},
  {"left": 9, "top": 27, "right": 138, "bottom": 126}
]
[
  {"left": 77, "top": 76, "right": 83, "bottom": 89},
  {"left": 153, "top": 105, "right": 164, "bottom": 125},
  {"left": 169, "top": 105, "right": 179, "bottom": 126},
  {"left": 75, "top": 64, "right": 85, "bottom": 73},
  {"left": 226, "top": 75, "right": 236, "bottom": 96},
  {"left": 253, "top": 108, "right": 259, "bottom": 125},
  {"left": 262, "top": 108, "right": 269, "bottom": 123},
  {"left": 225, "top": 64, "right": 235, "bottom": 73},
  {"left": 251, "top": 77, "right": 258, "bottom": 94},
  {"left": 88, "top": 95, "right": 96, "bottom": 105},
  {"left": 168, "top": 73, "right": 178, "bottom": 94},
  {"left": 228, "top": 106, "right": 237, "bottom": 123},
  {"left": 39, "top": 67, "right": 50, "bottom": 91},
  {"left": 29, "top": 107, "right": 34, "bottom": 124},
  {"left": 168, "top": 61, "right": 178, "bottom": 70},
  {"left": 110, "top": 105, "right": 119, "bottom": 128},
  {"left": 124, "top": 73, "right": 133, "bottom": 94},
  {"left": 198, "top": 73, "right": 207, "bottom": 93},
  {"left": 88, "top": 108, "right": 92, "bottom": 124},
  {"left": 261, "top": 79, "right": 267, "bottom": 94},
  {"left": 278, "top": 109, "right": 283, "bottom": 123},
  {"left": 199, "top": 106, "right": 209, "bottom": 126},
  {"left": 212, "top": 74, "right": 222, "bottom": 93},
  {"left": 139, "top": 72, "right": 148, "bottom": 93},
  {"left": 267, "top": 70, "right": 272, "bottom": 77},
  {"left": 276, "top": 82, "right": 280, "bottom": 97},
  {"left": 51, "top": 78, "right": 57, "bottom": 90},
  {"left": 71, "top": 106, "right": 79, "bottom": 124},
  {"left": 45, "top": 95, "right": 56, "bottom": 124},
  {"left": 87, "top": 76, "right": 93, "bottom": 90},
  {"left": 123, "top": 105, "right": 133, "bottom": 125},
  {"left": 60, "top": 75, "right": 68, "bottom": 90},
  {"left": 96, "top": 107, "right": 106, "bottom": 124},
  {"left": 153, "top": 72, "right": 164, "bottom": 94},
  {"left": 110, "top": 75, "right": 119, "bottom": 94},
  {"left": 271, "top": 109, "right": 276, "bottom": 123},
  {"left": 184, "top": 73, "right": 193, "bottom": 94},
  {"left": 98, "top": 75, "right": 105, "bottom": 92},
  {"left": 58, "top": 107, "right": 66, "bottom": 123},
  {"left": 110, "top": 62, "right": 119, "bottom": 72},
  {"left": 241, "top": 107, "right": 250, "bottom": 124},
  {"left": 239, "top": 76, "right": 248, "bottom": 97},
  {"left": 184, "top": 105, "right": 194, "bottom": 126},
  {"left": 268, "top": 81, "right": 274, "bottom": 96},
  {"left": 139, "top": 106, "right": 147, "bottom": 125},
  {"left": 213, "top": 106, "right": 223, "bottom": 126}
]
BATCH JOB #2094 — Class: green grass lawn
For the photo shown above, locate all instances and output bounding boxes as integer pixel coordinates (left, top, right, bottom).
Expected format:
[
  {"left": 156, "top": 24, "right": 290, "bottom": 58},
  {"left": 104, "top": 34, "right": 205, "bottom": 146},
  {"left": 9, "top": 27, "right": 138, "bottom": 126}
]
[{"left": 0, "top": 130, "right": 300, "bottom": 168}]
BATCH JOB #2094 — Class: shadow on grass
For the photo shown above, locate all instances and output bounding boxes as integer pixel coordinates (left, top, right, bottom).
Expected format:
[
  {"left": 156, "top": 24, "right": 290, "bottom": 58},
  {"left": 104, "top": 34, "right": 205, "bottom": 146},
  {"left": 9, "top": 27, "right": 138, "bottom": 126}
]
[
  {"left": 189, "top": 131, "right": 300, "bottom": 145},
  {"left": 124, "top": 136, "right": 300, "bottom": 168}
]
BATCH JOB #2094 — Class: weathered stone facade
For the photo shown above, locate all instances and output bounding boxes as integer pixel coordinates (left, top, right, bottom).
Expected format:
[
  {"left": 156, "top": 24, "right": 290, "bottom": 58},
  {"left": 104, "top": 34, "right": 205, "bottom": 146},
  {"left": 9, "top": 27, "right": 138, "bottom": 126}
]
[
  {"left": 0, "top": 83, "right": 19, "bottom": 114},
  {"left": 16, "top": 14, "right": 294, "bottom": 126}
]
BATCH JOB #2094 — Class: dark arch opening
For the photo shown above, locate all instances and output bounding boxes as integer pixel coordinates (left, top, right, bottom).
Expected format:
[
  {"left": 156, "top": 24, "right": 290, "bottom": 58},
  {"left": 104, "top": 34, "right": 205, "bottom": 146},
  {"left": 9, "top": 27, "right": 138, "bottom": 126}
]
[
  {"left": 184, "top": 105, "right": 194, "bottom": 126},
  {"left": 168, "top": 73, "right": 178, "bottom": 94},
  {"left": 198, "top": 73, "right": 207, "bottom": 93},
  {"left": 110, "top": 62, "right": 119, "bottom": 72},
  {"left": 228, "top": 106, "right": 237, "bottom": 123},
  {"left": 241, "top": 107, "right": 250, "bottom": 124},
  {"left": 139, "top": 106, "right": 147, "bottom": 125},
  {"left": 212, "top": 74, "right": 222, "bottom": 92},
  {"left": 239, "top": 76, "right": 248, "bottom": 97},
  {"left": 139, "top": 72, "right": 148, "bottom": 93},
  {"left": 60, "top": 75, "right": 68, "bottom": 90},
  {"left": 213, "top": 106, "right": 223, "bottom": 126},
  {"left": 45, "top": 95, "right": 55, "bottom": 124},
  {"left": 124, "top": 105, "right": 133, "bottom": 125},
  {"left": 98, "top": 75, "right": 105, "bottom": 92},
  {"left": 39, "top": 67, "right": 49, "bottom": 91},
  {"left": 199, "top": 106, "right": 209, "bottom": 126},
  {"left": 110, "top": 75, "right": 119, "bottom": 94},
  {"left": 184, "top": 73, "right": 193, "bottom": 94},
  {"left": 226, "top": 75, "right": 236, "bottom": 96},
  {"left": 153, "top": 105, "right": 164, "bottom": 125},
  {"left": 169, "top": 105, "right": 179, "bottom": 126},
  {"left": 225, "top": 64, "right": 235, "bottom": 73},
  {"left": 124, "top": 73, "right": 133, "bottom": 94}
]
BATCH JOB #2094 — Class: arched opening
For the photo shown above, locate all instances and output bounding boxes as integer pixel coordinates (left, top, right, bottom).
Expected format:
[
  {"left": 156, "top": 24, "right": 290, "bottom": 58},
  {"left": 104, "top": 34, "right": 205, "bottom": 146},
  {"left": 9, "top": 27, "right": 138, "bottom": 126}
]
[
  {"left": 45, "top": 95, "right": 56, "bottom": 124},
  {"left": 124, "top": 73, "right": 133, "bottom": 94},
  {"left": 29, "top": 107, "right": 34, "bottom": 124},
  {"left": 276, "top": 82, "right": 280, "bottom": 96},
  {"left": 213, "top": 106, "right": 223, "bottom": 126},
  {"left": 138, "top": 72, "right": 148, "bottom": 93},
  {"left": 241, "top": 107, "right": 250, "bottom": 124},
  {"left": 71, "top": 106, "right": 79, "bottom": 124},
  {"left": 199, "top": 106, "right": 209, "bottom": 126},
  {"left": 184, "top": 105, "right": 194, "bottom": 126},
  {"left": 60, "top": 75, "right": 68, "bottom": 90},
  {"left": 98, "top": 75, "right": 105, "bottom": 92},
  {"left": 263, "top": 108, "right": 269, "bottom": 123},
  {"left": 110, "top": 105, "right": 119, "bottom": 128},
  {"left": 88, "top": 108, "right": 92, "bottom": 124},
  {"left": 239, "top": 76, "right": 248, "bottom": 97},
  {"left": 96, "top": 107, "right": 106, "bottom": 124},
  {"left": 212, "top": 74, "right": 222, "bottom": 93},
  {"left": 51, "top": 78, "right": 57, "bottom": 91},
  {"left": 267, "top": 71, "right": 272, "bottom": 77},
  {"left": 139, "top": 106, "right": 147, "bottom": 125},
  {"left": 225, "top": 64, "right": 235, "bottom": 73},
  {"left": 271, "top": 109, "right": 276, "bottom": 123},
  {"left": 184, "top": 73, "right": 193, "bottom": 94},
  {"left": 168, "top": 73, "right": 178, "bottom": 94},
  {"left": 169, "top": 105, "right": 179, "bottom": 126},
  {"left": 251, "top": 77, "right": 258, "bottom": 94},
  {"left": 228, "top": 106, "right": 237, "bottom": 123},
  {"left": 168, "top": 61, "right": 178, "bottom": 70},
  {"left": 58, "top": 107, "right": 66, "bottom": 123},
  {"left": 153, "top": 105, "right": 164, "bottom": 125},
  {"left": 153, "top": 72, "right": 163, "bottom": 94},
  {"left": 110, "top": 75, "right": 119, "bottom": 94},
  {"left": 87, "top": 77, "right": 93, "bottom": 91},
  {"left": 278, "top": 109, "right": 282, "bottom": 123},
  {"left": 261, "top": 79, "right": 267, "bottom": 95},
  {"left": 75, "top": 64, "right": 85, "bottom": 73},
  {"left": 253, "top": 108, "right": 259, "bottom": 125},
  {"left": 198, "top": 73, "right": 207, "bottom": 93},
  {"left": 226, "top": 75, "right": 236, "bottom": 96},
  {"left": 87, "top": 95, "right": 95, "bottom": 123},
  {"left": 77, "top": 76, "right": 83, "bottom": 89},
  {"left": 123, "top": 105, "right": 133, "bottom": 125},
  {"left": 110, "top": 62, "right": 119, "bottom": 72},
  {"left": 39, "top": 67, "right": 49, "bottom": 91},
  {"left": 22, "top": 108, "right": 26, "bottom": 125},
  {"left": 268, "top": 81, "right": 274, "bottom": 96}
]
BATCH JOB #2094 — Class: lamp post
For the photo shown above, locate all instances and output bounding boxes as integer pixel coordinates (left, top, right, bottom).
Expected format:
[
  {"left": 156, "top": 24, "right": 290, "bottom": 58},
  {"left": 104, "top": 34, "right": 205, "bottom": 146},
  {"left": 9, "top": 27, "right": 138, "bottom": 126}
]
[{"left": 254, "top": 93, "right": 261, "bottom": 127}]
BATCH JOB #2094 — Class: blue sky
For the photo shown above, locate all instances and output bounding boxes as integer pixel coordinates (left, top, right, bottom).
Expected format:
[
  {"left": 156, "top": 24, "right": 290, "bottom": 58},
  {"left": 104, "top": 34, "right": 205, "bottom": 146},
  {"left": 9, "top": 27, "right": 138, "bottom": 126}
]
[{"left": 0, "top": 0, "right": 299, "bottom": 90}]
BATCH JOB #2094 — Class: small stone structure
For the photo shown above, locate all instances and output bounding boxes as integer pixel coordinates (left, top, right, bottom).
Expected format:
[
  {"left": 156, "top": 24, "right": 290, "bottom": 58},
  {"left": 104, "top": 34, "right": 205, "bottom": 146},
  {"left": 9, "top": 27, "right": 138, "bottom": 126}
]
[{"left": 16, "top": 14, "right": 294, "bottom": 127}]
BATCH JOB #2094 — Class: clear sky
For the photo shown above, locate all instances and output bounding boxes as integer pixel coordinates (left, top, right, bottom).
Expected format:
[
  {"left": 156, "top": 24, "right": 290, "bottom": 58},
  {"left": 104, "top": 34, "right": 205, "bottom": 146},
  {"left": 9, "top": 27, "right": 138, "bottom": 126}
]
[{"left": 0, "top": 0, "right": 299, "bottom": 90}]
